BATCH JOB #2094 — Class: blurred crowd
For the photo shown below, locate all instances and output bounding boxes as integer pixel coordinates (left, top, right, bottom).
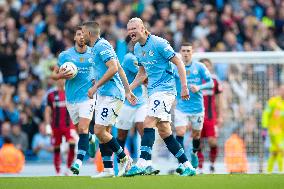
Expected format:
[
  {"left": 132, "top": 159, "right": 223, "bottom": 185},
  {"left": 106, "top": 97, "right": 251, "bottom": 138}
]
[{"left": 0, "top": 0, "right": 283, "bottom": 168}]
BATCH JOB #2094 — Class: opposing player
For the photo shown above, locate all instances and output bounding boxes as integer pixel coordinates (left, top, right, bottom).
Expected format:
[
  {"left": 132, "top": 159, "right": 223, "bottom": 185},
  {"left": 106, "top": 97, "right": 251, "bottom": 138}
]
[
  {"left": 174, "top": 43, "right": 214, "bottom": 174},
  {"left": 45, "top": 79, "right": 75, "bottom": 175},
  {"left": 81, "top": 21, "right": 136, "bottom": 177},
  {"left": 115, "top": 37, "right": 159, "bottom": 175},
  {"left": 125, "top": 18, "right": 195, "bottom": 176},
  {"left": 262, "top": 85, "right": 284, "bottom": 173},
  {"left": 198, "top": 58, "right": 223, "bottom": 173},
  {"left": 50, "top": 27, "right": 96, "bottom": 175}
]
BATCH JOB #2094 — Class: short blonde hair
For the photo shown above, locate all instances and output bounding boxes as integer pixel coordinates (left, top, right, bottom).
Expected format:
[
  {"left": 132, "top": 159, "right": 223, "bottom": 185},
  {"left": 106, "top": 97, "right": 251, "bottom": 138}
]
[{"left": 128, "top": 17, "right": 150, "bottom": 35}]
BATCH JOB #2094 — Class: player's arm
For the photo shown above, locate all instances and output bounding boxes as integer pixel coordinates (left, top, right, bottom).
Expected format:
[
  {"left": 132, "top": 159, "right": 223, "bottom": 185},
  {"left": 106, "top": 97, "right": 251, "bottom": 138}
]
[
  {"left": 130, "top": 66, "right": 147, "bottom": 90},
  {"left": 88, "top": 58, "right": 118, "bottom": 98},
  {"left": 117, "top": 61, "right": 137, "bottom": 105},
  {"left": 190, "top": 65, "right": 214, "bottom": 93},
  {"left": 44, "top": 93, "right": 53, "bottom": 134},
  {"left": 215, "top": 92, "right": 224, "bottom": 126},
  {"left": 171, "top": 55, "right": 189, "bottom": 100},
  {"left": 214, "top": 78, "right": 224, "bottom": 126}
]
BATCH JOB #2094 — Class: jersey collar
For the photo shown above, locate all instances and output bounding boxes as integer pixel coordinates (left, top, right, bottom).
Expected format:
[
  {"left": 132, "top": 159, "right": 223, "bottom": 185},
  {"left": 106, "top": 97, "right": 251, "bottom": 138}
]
[
  {"left": 94, "top": 37, "right": 101, "bottom": 47},
  {"left": 185, "top": 61, "right": 193, "bottom": 67},
  {"left": 74, "top": 46, "right": 87, "bottom": 54},
  {"left": 140, "top": 34, "right": 151, "bottom": 47}
]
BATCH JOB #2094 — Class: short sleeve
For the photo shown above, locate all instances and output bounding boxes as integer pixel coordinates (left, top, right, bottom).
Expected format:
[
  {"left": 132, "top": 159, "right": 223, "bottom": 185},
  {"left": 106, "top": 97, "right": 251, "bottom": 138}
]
[
  {"left": 99, "top": 43, "right": 116, "bottom": 63},
  {"left": 123, "top": 54, "right": 139, "bottom": 74},
  {"left": 157, "top": 38, "right": 176, "bottom": 60},
  {"left": 57, "top": 52, "right": 65, "bottom": 67},
  {"left": 200, "top": 64, "right": 211, "bottom": 82}
]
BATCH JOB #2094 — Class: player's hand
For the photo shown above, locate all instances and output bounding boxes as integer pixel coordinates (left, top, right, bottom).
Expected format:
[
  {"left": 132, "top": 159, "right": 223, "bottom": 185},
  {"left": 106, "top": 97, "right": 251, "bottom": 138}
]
[
  {"left": 190, "top": 85, "right": 200, "bottom": 93},
  {"left": 59, "top": 69, "right": 73, "bottom": 79},
  {"left": 126, "top": 91, "right": 137, "bottom": 105},
  {"left": 88, "top": 85, "right": 97, "bottom": 99},
  {"left": 181, "top": 86, "right": 190, "bottom": 100}
]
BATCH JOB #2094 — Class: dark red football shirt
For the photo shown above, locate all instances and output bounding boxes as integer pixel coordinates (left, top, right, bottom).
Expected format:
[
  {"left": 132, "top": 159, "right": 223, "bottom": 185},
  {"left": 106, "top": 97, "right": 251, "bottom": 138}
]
[
  {"left": 202, "top": 74, "right": 222, "bottom": 122},
  {"left": 47, "top": 89, "right": 72, "bottom": 129}
]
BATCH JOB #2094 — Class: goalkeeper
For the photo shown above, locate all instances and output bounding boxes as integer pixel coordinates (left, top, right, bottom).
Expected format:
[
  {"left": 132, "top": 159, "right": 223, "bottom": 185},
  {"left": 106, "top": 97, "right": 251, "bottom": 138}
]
[{"left": 262, "top": 85, "right": 284, "bottom": 173}]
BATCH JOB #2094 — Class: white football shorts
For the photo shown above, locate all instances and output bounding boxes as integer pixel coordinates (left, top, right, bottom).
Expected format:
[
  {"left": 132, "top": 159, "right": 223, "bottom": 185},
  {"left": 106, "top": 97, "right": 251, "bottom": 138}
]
[
  {"left": 147, "top": 91, "right": 175, "bottom": 122},
  {"left": 66, "top": 99, "right": 95, "bottom": 125},
  {"left": 116, "top": 104, "right": 147, "bottom": 130},
  {"left": 95, "top": 94, "right": 124, "bottom": 126},
  {"left": 174, "top": 109, "right": 204, "bottom": 131}
]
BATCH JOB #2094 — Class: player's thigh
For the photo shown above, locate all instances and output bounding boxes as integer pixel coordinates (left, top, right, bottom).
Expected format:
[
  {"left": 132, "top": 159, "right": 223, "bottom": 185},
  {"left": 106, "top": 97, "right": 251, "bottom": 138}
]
[
  {"left": 95, "top": 95, "right": 123, "bottom": 127},
  {"left": 143, "top": 115, "right": 159, "bottom": 128},
  {"left": 66, "top": 103, "right": 80, "bottom": 125},
  {"left": 147, "top": 92, "right": 175, "bottom": 122},
  {"left": 115, "top": 104, "right": 136, "bottom": 130}
]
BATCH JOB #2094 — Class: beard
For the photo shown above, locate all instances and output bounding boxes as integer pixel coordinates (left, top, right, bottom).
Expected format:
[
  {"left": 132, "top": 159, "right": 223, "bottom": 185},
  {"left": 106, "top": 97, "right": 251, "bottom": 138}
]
[{"left": 84, "top": 37, "right": 90, "bottom": 46}]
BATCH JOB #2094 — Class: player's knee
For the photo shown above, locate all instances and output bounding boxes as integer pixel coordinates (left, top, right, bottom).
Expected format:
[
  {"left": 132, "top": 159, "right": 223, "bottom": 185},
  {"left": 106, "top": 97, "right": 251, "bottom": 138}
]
[
  {"left": 78, "top": 119, "right": 90, "bottom": 134},
  {"left": 117, "top": 129, "right": 128, "bottom": 140},
  {"left": 192, "top": 130, "right": 201, "bottom": 139},
  {"left": 208, "top": 137, "right": 217, "bottom": 147},
  {"left": 158, "top": 124, "right": 172, "bottom": 139},
  {"left": 94, "top": 125, "right": 106, "bottom": 137},
  {"left": 176, "top": 127, "right": 186, "bottom": 136},
  {"left": 77, "top": 127, "right": 88, "bottom": 134}
]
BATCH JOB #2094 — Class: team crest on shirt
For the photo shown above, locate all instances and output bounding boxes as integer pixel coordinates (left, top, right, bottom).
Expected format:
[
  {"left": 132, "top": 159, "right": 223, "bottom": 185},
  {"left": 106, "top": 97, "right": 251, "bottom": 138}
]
[
  {"left": 186, "top": 70, "right": 190, "bottom": 75},
  {"left": 134, "top": 61, "right": 138, "bottom": 66},
  {"left": 88, "top": 58, "right": 94, "bottom": 63},
  {"left": 142, "top": 51, "right": 146, "bottom": 56},
  {"left": 149, "top": 50, "right": 154, "bottom": 56},
  {"left": 79, "top": 57, "right": 84, "bottom": 62}
]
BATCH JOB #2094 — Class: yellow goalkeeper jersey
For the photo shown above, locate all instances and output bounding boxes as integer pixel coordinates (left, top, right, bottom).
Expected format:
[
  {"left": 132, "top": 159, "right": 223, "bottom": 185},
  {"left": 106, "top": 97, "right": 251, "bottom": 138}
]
[{"left": 262, "top": 96, "right": 284, "bottom": 135}]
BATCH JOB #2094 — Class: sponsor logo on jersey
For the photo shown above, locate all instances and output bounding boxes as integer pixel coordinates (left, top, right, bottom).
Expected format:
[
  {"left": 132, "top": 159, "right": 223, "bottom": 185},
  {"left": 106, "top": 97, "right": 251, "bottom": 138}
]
[
  {"left": 149, "top": 50, "right": 154, "bottom": 56},
  {"left": 80, "top": 57, "right": 84, "bottom": 62},
  {"left": 186, "top": 70, "right": 190, "bottom": 75},
  {"left": 88, "top": 58, "right": 94, "bottom": 63}
]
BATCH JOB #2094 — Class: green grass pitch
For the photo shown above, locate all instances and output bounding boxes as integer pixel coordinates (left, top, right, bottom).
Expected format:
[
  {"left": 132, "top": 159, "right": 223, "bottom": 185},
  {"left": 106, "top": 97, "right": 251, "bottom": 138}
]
[{"left": 1, "top": 174, "right": 283, "bottom": 189}]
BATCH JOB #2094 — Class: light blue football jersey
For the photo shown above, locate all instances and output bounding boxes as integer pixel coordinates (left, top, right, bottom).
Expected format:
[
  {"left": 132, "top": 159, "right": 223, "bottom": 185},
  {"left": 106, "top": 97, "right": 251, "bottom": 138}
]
[
  {"left": 174, "top": 61, "right": 213, "bottom": 114},
  {"left": 122, "top": 52, "right": 145, "bottom": 107},
  {"left": 58, "top": 46, "right": 93, "bottom": 103},
  {"left": 134, "top": 34, "right": 176, "bottom": 96},
  {"left": 91, "top": 38, "right": 125, "bottom": 101}
]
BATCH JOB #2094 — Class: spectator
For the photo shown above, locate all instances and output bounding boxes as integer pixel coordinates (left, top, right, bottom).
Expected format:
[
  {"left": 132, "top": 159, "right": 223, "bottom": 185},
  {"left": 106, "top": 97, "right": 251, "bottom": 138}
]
[
  {"left": 0, "top": 121, "right": 12, "bottom": 148},
  {"left": 32, "top": 123, "right": 53, "bottom": 161},
  {"left": 0, "top": 136, "right": 25, "bottom": 174},
  {"left": 10, "top": 124, "right": 28, "bottom": 152}
]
